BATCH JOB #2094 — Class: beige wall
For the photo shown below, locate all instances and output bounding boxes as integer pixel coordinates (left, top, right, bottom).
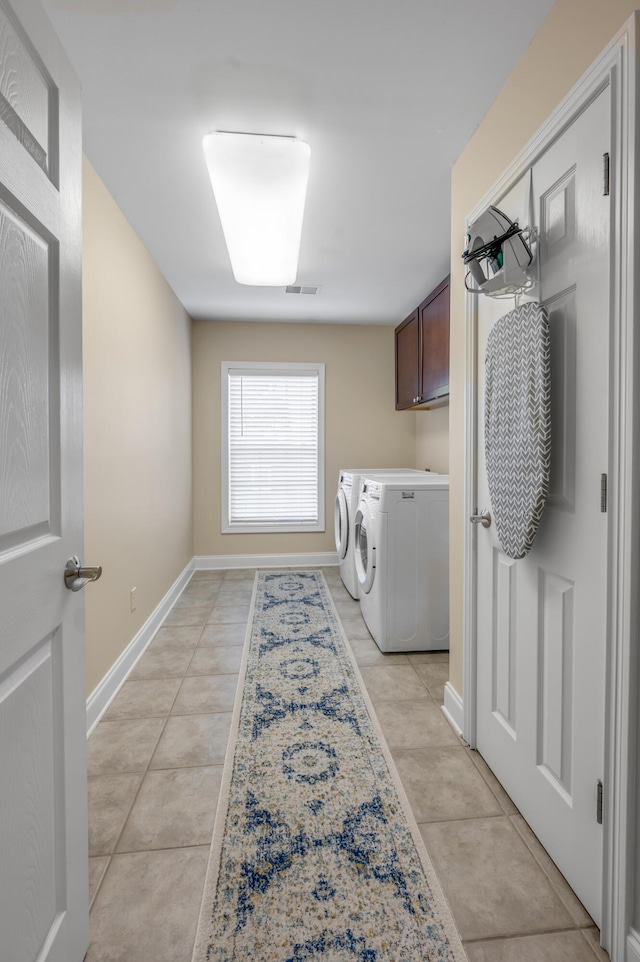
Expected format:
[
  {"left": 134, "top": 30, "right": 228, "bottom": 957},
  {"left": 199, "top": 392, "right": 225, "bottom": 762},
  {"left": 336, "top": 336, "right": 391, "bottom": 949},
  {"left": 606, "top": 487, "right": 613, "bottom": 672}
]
[
  {"left": 415, "top": 407, "right": 449, "bottom": 474},
  {"left": 83, "top": 159, "right": 193, "bottom": 696},
  {"left": 448, "top": 0, "right": 638, "bottom": 694},
  {"left": 192, "top": 320, "right": 417, "bottom": 556},
  {"left": 85, "top": 0, "right": 636, "bottom": 697}
]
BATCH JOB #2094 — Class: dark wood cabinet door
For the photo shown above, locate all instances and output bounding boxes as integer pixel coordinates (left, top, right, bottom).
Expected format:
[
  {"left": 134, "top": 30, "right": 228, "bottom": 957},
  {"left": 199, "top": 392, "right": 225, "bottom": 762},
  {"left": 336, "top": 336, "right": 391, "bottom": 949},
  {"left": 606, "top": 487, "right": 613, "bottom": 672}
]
[
  {"left": 395, "top": 310, "right": 420, "bottom": 409},
  {"left": 419, "top": 279, "right": 450, "bottom": 403}
]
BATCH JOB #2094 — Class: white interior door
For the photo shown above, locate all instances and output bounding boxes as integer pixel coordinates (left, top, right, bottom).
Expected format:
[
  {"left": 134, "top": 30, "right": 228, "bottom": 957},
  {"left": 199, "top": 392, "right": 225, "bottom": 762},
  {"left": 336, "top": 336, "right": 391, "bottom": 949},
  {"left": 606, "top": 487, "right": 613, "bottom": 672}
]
[
  {"left": 0, "top": 1, "right": 88, "bottom": 960},
  {"left": 474, "top": 86, "right": 610, "bottom": 924}
]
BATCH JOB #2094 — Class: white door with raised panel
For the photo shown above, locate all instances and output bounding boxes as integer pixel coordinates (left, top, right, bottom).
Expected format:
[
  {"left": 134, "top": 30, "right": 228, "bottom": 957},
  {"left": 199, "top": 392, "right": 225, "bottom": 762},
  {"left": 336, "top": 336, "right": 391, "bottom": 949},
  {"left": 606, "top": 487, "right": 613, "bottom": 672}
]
[
  {"left": 474, "top": 86, "right": 610, "bottom": 924},
  {"left": 0, "top": 1, "right": 88, "bottom": 960}
]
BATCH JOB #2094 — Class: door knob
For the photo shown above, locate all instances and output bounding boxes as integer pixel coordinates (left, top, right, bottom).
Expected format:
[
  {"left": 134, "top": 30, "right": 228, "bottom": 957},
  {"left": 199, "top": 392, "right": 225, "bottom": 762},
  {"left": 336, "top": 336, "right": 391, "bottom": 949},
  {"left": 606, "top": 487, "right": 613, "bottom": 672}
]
[
  {"left": 64, "top": 556, "right": 103, "bottom": 592},
  {"left": 469, "top": 508, "right": 492, "bottom": 529}
]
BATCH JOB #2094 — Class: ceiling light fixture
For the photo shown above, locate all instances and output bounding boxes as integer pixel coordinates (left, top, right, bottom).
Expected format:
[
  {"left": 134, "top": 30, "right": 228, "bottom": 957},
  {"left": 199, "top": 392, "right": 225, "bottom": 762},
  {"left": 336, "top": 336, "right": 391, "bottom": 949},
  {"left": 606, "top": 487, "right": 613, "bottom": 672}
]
[{"left": 202, "top": 131, "right": 311, "bottom": 287}]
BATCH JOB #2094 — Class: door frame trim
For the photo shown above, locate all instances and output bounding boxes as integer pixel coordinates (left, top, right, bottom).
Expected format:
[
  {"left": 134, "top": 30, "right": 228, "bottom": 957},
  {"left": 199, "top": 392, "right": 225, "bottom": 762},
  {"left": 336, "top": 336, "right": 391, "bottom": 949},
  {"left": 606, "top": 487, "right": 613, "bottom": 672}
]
[{"left": 461, "top": 15, "right": 639, "bottom": 958}]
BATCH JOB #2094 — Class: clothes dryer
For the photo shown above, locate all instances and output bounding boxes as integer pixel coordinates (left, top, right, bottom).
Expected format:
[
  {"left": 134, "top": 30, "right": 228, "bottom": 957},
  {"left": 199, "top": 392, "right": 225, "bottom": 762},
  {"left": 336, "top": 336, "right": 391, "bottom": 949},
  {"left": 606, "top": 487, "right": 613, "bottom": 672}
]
[
  {"left": 335, "top": 468, "right": 430, "bottom": 599},
  {"left": 355, "top": 475, "right": 449, "bottom": 651}
]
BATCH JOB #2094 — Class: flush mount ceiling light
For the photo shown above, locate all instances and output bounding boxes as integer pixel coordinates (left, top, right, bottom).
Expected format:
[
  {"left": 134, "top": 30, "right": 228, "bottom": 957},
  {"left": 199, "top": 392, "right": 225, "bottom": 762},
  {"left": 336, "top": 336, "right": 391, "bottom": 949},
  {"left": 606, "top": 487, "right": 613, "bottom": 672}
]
[{"left": 202, "top": 131, "right": 311, "bottom": 286}]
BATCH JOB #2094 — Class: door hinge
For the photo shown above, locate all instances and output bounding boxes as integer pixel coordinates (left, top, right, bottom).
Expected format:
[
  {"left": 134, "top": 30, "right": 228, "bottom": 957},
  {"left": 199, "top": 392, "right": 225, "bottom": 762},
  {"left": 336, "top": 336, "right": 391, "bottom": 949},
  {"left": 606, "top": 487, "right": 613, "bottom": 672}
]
[
  {"left": 601, "top": 474, "right": 608, "bottom": 512},
  {"left": 597, "top": 779, "right": 604, "bottom": 824},
  {"left": 603, "top": 153, "right": 610, "bottom": 196}
]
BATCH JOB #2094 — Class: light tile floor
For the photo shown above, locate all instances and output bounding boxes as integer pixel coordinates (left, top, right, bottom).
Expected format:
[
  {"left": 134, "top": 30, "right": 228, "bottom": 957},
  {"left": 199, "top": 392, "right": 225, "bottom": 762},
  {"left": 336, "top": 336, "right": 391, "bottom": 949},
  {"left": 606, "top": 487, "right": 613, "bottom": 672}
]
[{"left": 86, "top": 567, "right": 610, "bottom": 962}]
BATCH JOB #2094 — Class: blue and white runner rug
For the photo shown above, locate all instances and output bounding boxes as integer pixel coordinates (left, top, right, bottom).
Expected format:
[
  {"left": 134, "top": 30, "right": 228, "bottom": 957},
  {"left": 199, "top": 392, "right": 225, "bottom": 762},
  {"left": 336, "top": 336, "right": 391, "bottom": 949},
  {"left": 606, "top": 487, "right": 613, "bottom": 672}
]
[{"left": 192, "top": 570, "right": 467, "bottom": 962}]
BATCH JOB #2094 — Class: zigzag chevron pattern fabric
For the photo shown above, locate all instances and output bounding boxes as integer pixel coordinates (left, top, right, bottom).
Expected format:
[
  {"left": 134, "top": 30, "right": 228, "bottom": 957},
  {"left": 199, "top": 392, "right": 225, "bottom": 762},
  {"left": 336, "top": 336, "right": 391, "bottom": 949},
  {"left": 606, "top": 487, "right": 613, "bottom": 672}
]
[{"left": 484, "top": 301, "right": 551, "bottom": 559}]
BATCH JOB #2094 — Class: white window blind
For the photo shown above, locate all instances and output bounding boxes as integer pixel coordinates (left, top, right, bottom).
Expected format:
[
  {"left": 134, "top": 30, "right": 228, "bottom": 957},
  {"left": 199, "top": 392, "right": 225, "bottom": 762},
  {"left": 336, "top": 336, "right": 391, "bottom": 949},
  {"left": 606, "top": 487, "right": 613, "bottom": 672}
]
[{"left": 222, "top": 362, "right": 325, "bottom": 532}]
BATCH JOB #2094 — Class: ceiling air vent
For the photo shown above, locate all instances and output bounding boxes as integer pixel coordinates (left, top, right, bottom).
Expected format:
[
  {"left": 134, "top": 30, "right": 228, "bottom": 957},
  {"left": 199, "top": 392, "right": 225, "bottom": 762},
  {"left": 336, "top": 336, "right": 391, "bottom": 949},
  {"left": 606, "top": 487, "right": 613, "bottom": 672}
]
[{"left": 285, "top": 285, "right": 321, "bottom": 295}]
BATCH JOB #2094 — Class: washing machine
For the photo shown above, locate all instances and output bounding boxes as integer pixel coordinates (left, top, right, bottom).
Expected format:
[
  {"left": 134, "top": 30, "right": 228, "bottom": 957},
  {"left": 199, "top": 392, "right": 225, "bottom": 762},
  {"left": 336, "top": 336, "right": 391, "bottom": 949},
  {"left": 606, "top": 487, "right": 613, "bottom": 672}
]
[
  {"left": 355, "top": 475, "right": 449, "bottom": 651},
  {"left": 335, "top": 468, "right": 430, "bottom": 599}
]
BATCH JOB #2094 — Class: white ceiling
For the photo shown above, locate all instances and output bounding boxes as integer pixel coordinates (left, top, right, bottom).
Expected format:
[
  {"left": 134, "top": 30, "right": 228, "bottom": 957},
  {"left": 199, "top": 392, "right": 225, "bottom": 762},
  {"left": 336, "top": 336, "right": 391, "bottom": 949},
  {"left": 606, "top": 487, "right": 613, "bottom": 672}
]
[{"left": 43, "top": 0, "right": 554, "bottom": 325}]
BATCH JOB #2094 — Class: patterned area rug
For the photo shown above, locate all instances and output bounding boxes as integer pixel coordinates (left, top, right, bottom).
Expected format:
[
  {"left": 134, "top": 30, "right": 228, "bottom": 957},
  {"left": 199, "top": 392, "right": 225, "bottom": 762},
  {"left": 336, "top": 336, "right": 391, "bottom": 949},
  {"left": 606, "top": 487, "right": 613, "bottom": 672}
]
[{"left": 192, "top": 570, "right": 466, "bottom": 962}]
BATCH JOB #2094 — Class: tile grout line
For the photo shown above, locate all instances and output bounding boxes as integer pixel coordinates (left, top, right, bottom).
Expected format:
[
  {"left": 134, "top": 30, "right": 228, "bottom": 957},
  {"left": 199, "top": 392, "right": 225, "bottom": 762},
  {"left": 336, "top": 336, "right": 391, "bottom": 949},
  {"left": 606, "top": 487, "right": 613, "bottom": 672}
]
[
  {"left": 90, "top": 676, "right": 184, "bottom": 905},
  {"left": 461, "top": 923, "right": 600, "bottom": 944},
  {"left": 464, "top": 749, "right": 517, "bottom": 816},
  {"left": 89, "top": 575, "right": 239, "bottom": 910},
  {"left": 415, "top": 811, "right": 506, "bottom": 827},
  {"left": 461, "top": 745, "right": 593, "bottom": 924},
  {"left": 419, "top": 811, "right": 593, "bottom": 940},
  {"left": 89, "top": 569, "right": 606, "bottom": 958},
  {"left": 578, "top": 926, "right": 611, "bottom": 961},
  {"left": 333, "top": 577, "right": 600, "bottom": 951},
  {"left": 507, "top": 810, "right": 594, "bottom": 928}
]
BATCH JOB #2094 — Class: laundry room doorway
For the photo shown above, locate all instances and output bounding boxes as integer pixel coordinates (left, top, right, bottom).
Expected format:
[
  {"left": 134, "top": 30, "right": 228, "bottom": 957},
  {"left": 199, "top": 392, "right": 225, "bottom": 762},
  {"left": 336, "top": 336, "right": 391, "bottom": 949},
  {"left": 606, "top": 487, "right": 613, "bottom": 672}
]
[
  {"left": 474, "top": 84, "right": 609, "bottom": 925},
  {"left": 462, "top": 18, "right": 640, "bottom": 958}
]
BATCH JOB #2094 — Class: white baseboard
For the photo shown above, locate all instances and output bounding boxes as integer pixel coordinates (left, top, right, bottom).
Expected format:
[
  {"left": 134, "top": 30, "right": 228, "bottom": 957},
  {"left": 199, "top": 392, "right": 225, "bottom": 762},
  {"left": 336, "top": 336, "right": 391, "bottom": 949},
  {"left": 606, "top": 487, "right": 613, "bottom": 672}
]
[
  {"left": 627, "top": 928, "right": 640, "bottom": 962},
  {"left": 86, "top": 553, "right": 338, "bottom": 735},
  {"left": 194, "top": 551, "right": 339, "bottom": 570},
  {"left": 442, "top": 681, "right": 464, "bottom": 738},
  {"left": 86, "top": 559, "right": 195, "bottom": 735}
]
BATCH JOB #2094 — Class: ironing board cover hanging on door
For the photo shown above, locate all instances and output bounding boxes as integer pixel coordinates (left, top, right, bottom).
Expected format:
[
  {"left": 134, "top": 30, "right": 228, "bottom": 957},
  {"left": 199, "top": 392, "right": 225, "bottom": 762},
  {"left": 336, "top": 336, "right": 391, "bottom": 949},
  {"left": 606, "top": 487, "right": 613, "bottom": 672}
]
[{"left": 484, "top": 301, "right": 551, "bottom": 559}]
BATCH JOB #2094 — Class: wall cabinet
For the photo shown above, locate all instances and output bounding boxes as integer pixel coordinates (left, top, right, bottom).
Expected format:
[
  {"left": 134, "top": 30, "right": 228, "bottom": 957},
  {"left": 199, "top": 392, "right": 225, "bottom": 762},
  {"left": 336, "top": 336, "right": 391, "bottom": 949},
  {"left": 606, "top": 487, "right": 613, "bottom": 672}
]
[{"left": 395, "top": 276, "right": 450, "bottom": 410}]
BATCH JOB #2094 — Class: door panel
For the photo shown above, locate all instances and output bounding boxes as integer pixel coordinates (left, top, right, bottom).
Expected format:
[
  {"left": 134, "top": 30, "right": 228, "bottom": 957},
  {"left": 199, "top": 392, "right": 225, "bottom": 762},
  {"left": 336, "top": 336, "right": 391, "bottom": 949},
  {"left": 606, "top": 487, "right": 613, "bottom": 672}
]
[
  {"left": 0, "top": 199, "right": 54, "bottom": 544},
  {"left": 0, "top": 2, "right": 51, "bottom": 172},
  {"left": 491, "top": 549, "right": 517, "bottom": 734},
  {"left": 395, "top": 310, "right": 419, "bottom": 408},
  {"left": 1, "top": 635, "right": 59, "bottom": 962},
  {"left": 0, "top": 1, "right": 87, "bottom": 960},
  {"left": 420, "top": 281, "right": 450, "bottom": 401},
  {"left": 537, "top": 568, "right": 574, "bottom": 796},
  {"left": 475, "top": 86, "right": 610, "bottom": 923},
  {"left": 546, "top": 288, "right": 577, "bottom": 510}
]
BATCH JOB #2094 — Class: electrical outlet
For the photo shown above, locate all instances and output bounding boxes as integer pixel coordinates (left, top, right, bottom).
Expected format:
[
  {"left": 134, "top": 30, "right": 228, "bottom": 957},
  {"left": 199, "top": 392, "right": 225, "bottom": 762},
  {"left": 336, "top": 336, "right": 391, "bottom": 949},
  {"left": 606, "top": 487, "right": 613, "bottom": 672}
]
[{"left": 130, "top": 587, "right": 137, "bottom": 612}]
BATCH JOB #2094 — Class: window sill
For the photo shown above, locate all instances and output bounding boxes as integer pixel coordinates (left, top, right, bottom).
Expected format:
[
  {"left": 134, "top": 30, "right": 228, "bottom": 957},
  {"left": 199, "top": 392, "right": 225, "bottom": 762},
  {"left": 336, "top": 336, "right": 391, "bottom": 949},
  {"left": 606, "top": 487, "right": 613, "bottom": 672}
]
[{"left": 222, "top": 522, "right": 326, "bottom": 534}]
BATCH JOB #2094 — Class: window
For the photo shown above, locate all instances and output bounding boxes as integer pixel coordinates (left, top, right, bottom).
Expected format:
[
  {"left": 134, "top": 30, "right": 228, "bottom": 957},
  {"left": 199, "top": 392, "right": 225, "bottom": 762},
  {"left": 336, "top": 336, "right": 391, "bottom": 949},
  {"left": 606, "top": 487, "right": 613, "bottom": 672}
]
[{"left": 222, "top": 361, "right": 325, "bottom": 533}]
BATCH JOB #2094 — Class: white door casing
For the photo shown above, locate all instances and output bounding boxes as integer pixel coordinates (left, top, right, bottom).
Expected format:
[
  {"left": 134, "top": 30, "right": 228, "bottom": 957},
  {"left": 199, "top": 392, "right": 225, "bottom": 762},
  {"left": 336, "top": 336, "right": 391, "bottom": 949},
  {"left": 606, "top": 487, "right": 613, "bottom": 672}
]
[
  {"left": 0, "top": 1, "right": 88, "bottom": 961},
  {"left": 462, "top": 19, "right": 640, "bottom": 960},
  {"left": 475, "top": 87, "right": 609, "bottom": 924}
]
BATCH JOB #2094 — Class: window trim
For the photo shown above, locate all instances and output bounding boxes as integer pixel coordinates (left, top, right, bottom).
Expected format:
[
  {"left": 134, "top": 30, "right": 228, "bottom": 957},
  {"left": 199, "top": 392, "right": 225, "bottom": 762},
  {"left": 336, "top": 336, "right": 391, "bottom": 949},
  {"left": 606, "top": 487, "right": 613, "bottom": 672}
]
[{"left": 221, "top": 360, "right": 325, "bottom": 534}]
